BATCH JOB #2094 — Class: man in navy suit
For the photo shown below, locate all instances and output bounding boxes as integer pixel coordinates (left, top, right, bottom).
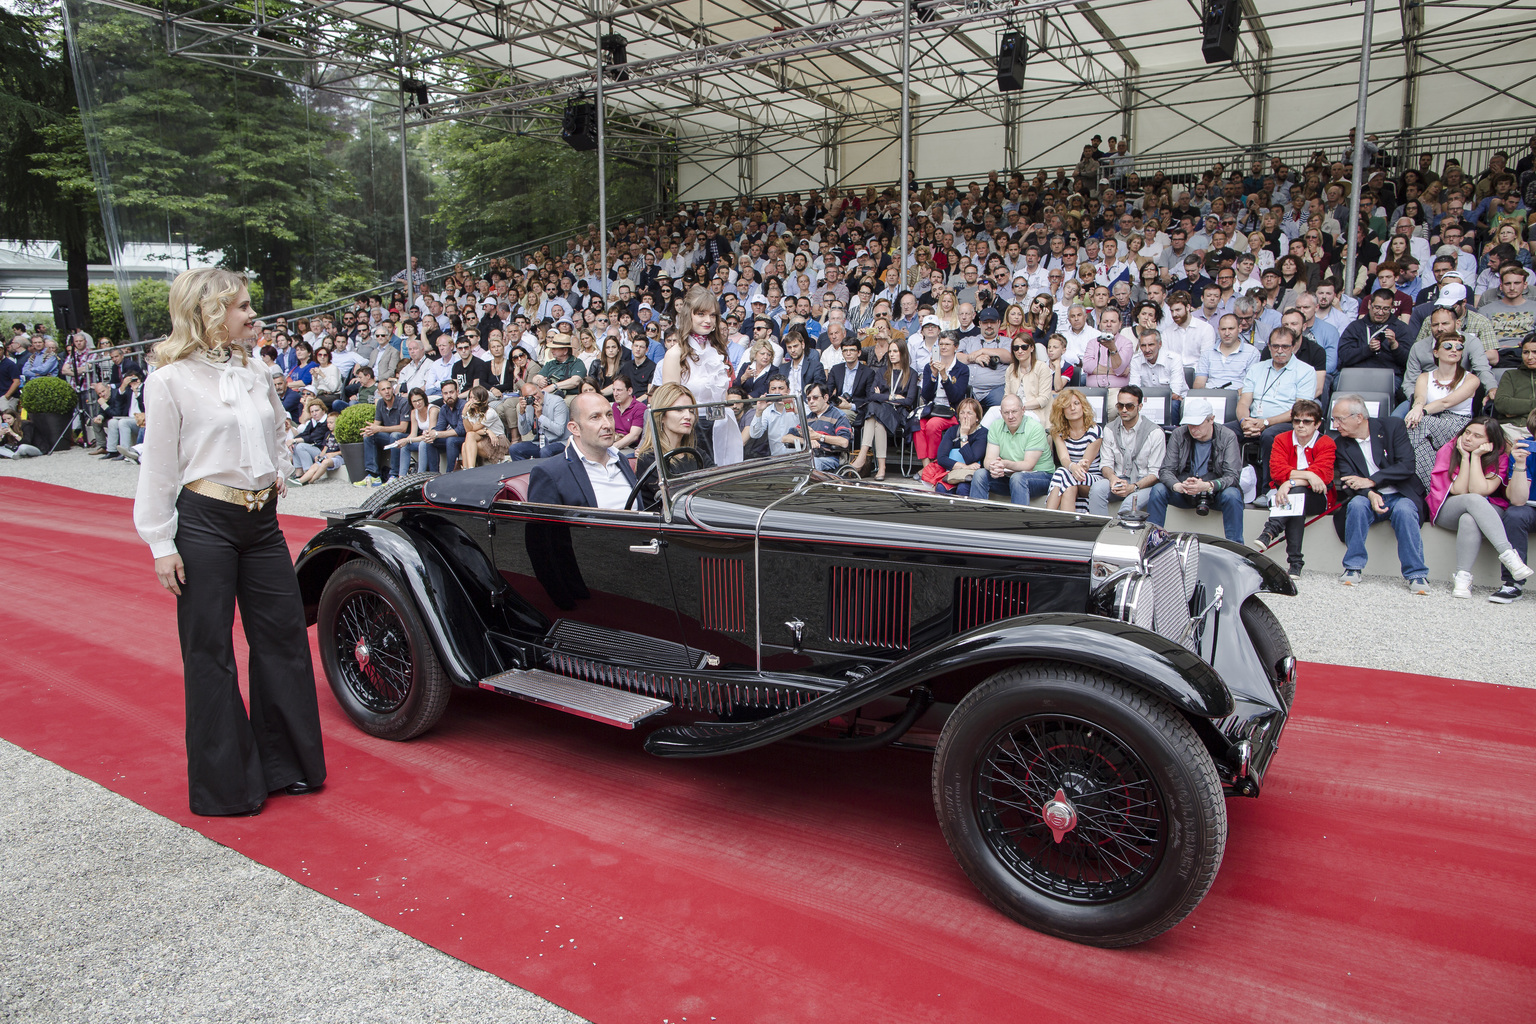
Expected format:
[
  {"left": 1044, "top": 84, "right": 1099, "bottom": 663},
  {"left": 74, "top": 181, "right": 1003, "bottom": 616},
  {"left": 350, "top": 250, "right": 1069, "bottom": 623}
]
[
  {"left": 826, "top": 335, "right": 874, "bottom": 427},
  {"left": 1328, "top": 393, "right": 1430, "bottom": 591},
  {"left": 528, "top": 392, "right": 641, "bottom": 509}
]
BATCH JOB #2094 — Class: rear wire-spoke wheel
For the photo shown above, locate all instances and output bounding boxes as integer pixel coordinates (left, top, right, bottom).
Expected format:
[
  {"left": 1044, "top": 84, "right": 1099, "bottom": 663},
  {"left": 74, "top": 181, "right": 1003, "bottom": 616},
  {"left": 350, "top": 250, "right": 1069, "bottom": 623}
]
[
  {"left": 933, "top": 663, "right": 1226, "bottom": 947},
  {"left": 317, "top": 559, "right": 450, "bottom": 740}
]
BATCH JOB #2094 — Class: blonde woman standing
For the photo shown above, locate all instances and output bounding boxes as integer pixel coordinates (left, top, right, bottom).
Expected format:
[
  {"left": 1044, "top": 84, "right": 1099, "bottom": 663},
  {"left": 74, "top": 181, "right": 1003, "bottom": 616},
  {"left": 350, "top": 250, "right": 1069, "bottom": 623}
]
[{"left": 134, "top": 267, "right": 326, "bottom": 817}]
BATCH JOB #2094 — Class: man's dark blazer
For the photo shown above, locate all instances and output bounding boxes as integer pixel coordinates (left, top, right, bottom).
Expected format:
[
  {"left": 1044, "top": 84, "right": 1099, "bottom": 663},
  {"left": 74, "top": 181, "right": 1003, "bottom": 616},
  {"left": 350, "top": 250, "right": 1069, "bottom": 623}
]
[
  {"left": 780, "top": 355, "right": 828, "bottom": 395},
  {"left": 826, "top": 360, "right": 875, "bottom": 423},
  {"left": 527, "top": 442, "right": 641, "bottom": 508},
  {"left": 1328, "top": 415, "right": 1428, "bottom": 538}
]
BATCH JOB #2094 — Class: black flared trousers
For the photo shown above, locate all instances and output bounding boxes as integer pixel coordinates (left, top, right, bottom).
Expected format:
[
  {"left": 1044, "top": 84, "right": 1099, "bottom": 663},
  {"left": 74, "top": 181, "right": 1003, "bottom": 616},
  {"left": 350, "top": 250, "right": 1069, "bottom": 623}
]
[{"left": 174, "top": 488, "right": 326, "bottom": 815}]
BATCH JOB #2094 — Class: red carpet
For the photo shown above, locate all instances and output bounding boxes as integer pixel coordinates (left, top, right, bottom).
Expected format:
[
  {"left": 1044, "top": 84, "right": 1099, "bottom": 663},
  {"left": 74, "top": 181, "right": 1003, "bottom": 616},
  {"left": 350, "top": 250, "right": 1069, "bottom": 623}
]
[{"left": 2, "top": 477, "right": 1532, "bottom": 1023}]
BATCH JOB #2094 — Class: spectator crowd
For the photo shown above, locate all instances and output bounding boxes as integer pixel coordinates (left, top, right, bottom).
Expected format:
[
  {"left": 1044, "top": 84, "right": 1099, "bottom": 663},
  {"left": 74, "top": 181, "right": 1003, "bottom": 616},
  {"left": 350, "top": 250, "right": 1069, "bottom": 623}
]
[{"left": 5, "top": 130, "right": 1535, "bottom": 600}]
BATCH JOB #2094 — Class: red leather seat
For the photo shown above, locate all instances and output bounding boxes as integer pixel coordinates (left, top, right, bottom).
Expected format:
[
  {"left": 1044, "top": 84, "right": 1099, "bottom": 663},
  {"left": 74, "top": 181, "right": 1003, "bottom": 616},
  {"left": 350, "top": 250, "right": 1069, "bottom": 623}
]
[{"left": 495, "top": 474, "right": 532, "bottom": 503}]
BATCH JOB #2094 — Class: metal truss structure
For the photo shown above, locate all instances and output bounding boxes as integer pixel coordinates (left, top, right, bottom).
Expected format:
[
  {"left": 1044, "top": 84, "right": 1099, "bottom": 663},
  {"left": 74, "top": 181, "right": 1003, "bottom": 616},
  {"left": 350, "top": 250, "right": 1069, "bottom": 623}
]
[{"left": 86, "top": 0, "right": 1536, "bottom": 169}]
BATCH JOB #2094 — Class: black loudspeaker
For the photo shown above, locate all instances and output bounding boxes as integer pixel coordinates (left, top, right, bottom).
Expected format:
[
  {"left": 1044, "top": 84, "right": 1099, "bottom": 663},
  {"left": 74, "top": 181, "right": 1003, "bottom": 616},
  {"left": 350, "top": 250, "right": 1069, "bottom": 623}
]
[
  {"left": 562, "top": 102, "right": 598, "bottom": 151},
  {"left": 997, "top": 31, "right": 1027, "bottom": 92},
  {"left": 1201, "top": 0, "right": 1242, "bottom": 64},
  {"left": 50, "top": 288, "right": 86, "bottom": 333},
  {"left": 600, "top": 33, "right": 628, "bottom": 81}
]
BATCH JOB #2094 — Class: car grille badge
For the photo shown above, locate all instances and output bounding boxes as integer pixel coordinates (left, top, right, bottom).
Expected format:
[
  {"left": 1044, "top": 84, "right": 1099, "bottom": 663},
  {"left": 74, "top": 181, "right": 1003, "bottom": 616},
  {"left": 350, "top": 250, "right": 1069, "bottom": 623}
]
[{"left": 1042, "top": 788, "right": 1077, "bottom": 844}]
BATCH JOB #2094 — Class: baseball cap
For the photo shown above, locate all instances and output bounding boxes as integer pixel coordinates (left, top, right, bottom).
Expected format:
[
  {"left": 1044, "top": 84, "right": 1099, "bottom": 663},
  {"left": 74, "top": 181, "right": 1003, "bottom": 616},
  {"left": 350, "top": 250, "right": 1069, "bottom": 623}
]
[
  {"left": 1180, "top": 397, "right": 1216, "bottom": 425},
  {"left": 920, "top": 314, "right": 943, "bottom": 328},
  {"left": 1434, "top": 282, "right": 1467, "bottom": 308},
  {"left": 977, "top": 307, "right": 1001, "bottom": 322}
]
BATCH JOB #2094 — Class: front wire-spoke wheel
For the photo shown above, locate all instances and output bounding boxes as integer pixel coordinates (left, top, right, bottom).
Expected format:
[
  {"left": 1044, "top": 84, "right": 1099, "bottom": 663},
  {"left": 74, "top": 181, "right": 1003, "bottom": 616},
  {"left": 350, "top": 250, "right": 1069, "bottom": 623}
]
[{"left": 934, "top": 663, "right": 1226, "bottom": 947}]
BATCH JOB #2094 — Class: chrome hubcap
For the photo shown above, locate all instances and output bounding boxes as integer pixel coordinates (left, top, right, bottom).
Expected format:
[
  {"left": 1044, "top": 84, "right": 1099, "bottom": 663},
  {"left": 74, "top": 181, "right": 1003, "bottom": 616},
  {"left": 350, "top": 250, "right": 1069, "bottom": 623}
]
[
  {"left": 1041, "top": 787, "right": 1077, "bottom": 844},
  {"left": 354, "top": 639, "right": 371, "bottom": 673}
]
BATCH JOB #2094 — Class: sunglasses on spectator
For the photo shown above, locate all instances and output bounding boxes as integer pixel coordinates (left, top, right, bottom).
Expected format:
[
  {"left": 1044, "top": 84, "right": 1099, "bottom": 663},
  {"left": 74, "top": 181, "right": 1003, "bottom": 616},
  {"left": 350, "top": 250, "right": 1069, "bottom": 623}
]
[
  {"left": 1440, "top": 342, "right": 1465, "bottom": 351},
  {"left": 1115, "top": 401, "right": 1139, "bottom": 409},
  {"left": 1293, "top": 417, "right": 1319, "bottom": 426}
]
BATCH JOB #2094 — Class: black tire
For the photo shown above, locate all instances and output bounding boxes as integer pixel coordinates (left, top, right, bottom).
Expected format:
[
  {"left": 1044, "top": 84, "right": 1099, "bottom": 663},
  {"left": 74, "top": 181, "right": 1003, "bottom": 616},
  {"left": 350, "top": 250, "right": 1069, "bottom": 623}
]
[
  {"left": 361, "top": 471, "right": 437, "bottom": 514},
  {"left": 932, "top": 663, "right": 1226, "bottom": 947},
  {"left": 316, "top": 559, "right": 450, "bottom": 740},
  {"left": 1240, "top": 596, "right": 1294, "bottom": 707}
]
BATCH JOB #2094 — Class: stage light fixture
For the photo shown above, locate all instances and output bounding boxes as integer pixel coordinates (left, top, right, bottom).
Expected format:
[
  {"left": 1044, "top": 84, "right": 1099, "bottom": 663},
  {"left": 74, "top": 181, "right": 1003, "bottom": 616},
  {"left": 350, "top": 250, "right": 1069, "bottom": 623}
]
[{"left": 600, "top": 33, "right": 629, "bottom": 81}]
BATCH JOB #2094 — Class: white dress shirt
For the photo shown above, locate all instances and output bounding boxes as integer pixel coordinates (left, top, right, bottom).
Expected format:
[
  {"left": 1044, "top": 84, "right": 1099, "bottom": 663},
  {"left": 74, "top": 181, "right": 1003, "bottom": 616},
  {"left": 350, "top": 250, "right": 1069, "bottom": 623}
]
[
  {"left": 1128, "top": 347, "right": 1190, "bottom": 397},
  {"left": 134, "top": 354, "right": 292, "bottom": 558},
  {"left": 1161, "top": 316, "right": 1217, "bottom": 369},
  {"left": 573, "top": 445, "right": 632, "bottom": 510}
]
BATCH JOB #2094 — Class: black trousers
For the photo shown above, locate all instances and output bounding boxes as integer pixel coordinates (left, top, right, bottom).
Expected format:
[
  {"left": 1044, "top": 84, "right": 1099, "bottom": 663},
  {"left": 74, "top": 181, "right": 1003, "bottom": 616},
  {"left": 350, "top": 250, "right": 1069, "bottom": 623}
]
[{"left": 174, "top": 489, "right": 326, "bottom": 815}]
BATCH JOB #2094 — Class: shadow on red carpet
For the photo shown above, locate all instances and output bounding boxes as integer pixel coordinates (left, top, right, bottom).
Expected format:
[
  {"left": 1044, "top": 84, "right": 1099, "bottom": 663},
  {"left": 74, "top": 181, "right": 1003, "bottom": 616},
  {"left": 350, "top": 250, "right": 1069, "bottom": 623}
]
[{"left": 3, "top": 478, "right": 1531, "bottom": 1023}]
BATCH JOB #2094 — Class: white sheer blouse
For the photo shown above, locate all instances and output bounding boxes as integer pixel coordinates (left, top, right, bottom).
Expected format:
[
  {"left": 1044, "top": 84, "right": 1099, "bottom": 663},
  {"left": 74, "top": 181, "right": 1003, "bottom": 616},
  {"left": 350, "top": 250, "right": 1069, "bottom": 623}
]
[{"left": 133, "top": 355, "right": 293, "bottom": 557}]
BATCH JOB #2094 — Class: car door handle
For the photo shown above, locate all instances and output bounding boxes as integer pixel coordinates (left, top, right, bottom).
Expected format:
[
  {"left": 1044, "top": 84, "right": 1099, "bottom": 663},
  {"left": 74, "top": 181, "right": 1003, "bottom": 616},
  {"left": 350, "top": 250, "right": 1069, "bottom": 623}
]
[{"left": 629, "top": 538, "right": 661, "bottom": 555}]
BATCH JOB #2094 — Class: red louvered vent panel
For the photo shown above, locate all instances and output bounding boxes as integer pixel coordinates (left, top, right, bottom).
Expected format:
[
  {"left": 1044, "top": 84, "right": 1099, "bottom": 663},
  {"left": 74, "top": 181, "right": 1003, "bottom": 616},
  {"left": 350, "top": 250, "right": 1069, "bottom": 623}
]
[
  {"left": 954, "top": 577, "right": 1029, "bottom": 632},
  {"left": 699, "top": 556, "right": 747, "bottom": 634},
  {"left": 827, "top": 565, "right": 912, "bottom": 649}
]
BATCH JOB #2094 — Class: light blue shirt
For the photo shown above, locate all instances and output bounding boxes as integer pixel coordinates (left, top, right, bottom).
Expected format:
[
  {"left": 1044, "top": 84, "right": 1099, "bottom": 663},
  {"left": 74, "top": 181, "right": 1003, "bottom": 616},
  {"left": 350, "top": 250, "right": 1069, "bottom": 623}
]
[
  {"left": 1302, "top": 321, "right": 1340, "bottom": 376},
  {"left": 1194, "top": 343, "right": 1260, "bottom": 389},
  {"left": 1242, "top": 356, "right": 1317, "bottom": 418}
]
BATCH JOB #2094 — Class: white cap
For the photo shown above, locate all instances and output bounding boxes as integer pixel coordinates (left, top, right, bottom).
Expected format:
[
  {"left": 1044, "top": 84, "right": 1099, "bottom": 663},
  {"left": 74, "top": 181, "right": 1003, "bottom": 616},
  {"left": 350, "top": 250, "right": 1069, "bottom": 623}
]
[
  {"left": 749, "top": 291, "right": 768, "bottom": 305},
  {"left": 1180, "top": 397, "right": 1215, "bottom": 425},
  {"left": 1434, "top": 282, "right": 1467, "bottom": 308},
  {"left": 921, "top": 314, "right": 943, "bottom": 328}
]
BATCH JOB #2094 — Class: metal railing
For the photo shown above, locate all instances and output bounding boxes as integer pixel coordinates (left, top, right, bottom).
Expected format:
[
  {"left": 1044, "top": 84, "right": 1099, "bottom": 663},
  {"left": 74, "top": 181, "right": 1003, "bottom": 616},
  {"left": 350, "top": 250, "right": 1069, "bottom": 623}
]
[{"left": 265, "top": 200, "right": 671, "bottom": 324}]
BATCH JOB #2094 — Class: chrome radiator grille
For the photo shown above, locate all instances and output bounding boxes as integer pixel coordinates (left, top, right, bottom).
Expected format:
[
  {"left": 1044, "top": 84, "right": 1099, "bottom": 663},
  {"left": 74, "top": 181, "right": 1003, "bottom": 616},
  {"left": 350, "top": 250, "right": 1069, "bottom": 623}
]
[{"left": 1146, "top": 537, "right": 1197, "bottom": 649}]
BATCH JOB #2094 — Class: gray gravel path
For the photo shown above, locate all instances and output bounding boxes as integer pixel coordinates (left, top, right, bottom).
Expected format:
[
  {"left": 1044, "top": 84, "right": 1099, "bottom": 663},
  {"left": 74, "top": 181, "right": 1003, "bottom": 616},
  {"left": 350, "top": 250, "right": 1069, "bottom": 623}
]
[{"left": 0, "top": 739, "right": 583, "bottom": 1024}]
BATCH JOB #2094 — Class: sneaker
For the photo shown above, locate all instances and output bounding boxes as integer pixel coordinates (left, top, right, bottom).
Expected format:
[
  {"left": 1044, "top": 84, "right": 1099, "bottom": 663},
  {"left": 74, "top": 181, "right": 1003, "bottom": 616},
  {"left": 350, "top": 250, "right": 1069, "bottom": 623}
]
[
  {"left": 287, "top": 476, "right": 305, "bottom": 488},
  {"left": 116, "top": 445, "right": 138, "bottom": 464},
  {"left": 1288, "top": 564, "right": 1303, "bottom": 580},
  {"left": 1452, "top": 570, "right": 1474, "bottom": 599},
  {"left": 1251, "top": 493, "right": 1271, "bottom": 509},
  {"left": 1248, "top": 524, "right": 1282, "bottom": 552},
  {"left": 1407, "top": 577, "right": 1431, "bottom": 595},
  {"left": 1497, "top": 549, "right": 1534, "bottom": 582},
  {"left": 352, "top": 475, "right": 379, "bottom": 488},
  {"left": 1339, "top": 569, "right": 1363, "bottom": 585},
  {"left": 1488, "top": 584, "right": 1524, "bottom": 604}
]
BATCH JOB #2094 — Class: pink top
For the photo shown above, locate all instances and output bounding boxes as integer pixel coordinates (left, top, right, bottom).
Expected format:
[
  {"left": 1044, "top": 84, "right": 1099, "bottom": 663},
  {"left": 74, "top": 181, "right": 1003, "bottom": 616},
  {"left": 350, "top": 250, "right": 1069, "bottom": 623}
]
[{"left": 1427, "top": 440, "right": 1511, "bottom": 520}]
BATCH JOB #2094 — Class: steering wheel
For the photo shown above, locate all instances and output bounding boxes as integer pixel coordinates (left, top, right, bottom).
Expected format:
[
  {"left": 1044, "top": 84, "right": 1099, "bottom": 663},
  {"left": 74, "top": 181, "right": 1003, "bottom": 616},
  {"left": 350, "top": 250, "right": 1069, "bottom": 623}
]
[{"left": 623, "top": 446, "right": 706, "bottom": 511}]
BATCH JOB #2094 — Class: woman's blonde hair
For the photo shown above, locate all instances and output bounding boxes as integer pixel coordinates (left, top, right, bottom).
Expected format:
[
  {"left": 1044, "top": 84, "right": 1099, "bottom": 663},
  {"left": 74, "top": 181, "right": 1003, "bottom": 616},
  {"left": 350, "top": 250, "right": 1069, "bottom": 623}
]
[
  {"left": 1049, "top": 386, "right": 1097, "bottom": 436},
  {"left": 152, "top": 267, "right": 249, "bottom": 367},
  {"left": 637, "top": 381, "right": 697, "bottom": 457}
]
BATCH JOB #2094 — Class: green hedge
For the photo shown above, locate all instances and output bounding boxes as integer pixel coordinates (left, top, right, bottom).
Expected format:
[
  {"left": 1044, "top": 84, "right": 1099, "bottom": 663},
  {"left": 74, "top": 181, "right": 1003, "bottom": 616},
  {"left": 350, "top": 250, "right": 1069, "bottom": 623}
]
[
  {"left": 332, "top": 401, "right": 376, "bottom": 444},
  {"left": 20, "top": 375, "right": 77, "bottom": 415},
  {"left": 86, "top": 279, "right": 176, "bottom": 342}
]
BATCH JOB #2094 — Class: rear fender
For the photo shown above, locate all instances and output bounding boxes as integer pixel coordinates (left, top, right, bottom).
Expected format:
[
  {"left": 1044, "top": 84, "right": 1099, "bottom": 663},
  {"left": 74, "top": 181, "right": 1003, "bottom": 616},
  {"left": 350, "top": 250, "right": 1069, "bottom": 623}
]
[
  {"left": 645, "top": 612, "right": 1231, "bottom": 758},
  {"left": 295, "top": 519, "right": 496, "bottom": 687}
]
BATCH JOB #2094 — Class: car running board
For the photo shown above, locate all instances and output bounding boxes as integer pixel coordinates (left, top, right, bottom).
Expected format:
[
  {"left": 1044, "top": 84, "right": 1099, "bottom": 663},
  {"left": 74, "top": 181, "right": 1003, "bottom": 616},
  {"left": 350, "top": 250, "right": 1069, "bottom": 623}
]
[{"left": 479, "top": 667, "right": 672, "bottom": 729}]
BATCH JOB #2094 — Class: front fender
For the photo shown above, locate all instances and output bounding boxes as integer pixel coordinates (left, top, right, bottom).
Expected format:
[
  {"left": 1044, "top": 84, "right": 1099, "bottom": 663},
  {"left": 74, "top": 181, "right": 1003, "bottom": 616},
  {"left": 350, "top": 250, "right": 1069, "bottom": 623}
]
[
  {"left": 645, "top": 612, "right": 1232, "bottom": 758},
  {"left": 295, "top": 519, "right": 492, "bottom": 687}
]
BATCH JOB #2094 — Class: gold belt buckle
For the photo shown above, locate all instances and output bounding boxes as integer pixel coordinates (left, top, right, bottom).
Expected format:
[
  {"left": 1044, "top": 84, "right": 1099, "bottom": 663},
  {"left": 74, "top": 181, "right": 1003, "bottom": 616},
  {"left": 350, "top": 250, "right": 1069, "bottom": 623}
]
[{"left": 242, "top": 486, "right": 273, "bottom": 510}]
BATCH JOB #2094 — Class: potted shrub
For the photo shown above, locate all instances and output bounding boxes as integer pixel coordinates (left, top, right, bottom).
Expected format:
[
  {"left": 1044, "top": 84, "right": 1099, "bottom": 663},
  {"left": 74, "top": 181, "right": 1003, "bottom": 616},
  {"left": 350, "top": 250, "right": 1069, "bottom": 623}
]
[
  {"left": 332, "top": 402, "right": 376, "bottom": 483},
  {"left": 20, "top": 376, "right": 78, "bottom": 453}
]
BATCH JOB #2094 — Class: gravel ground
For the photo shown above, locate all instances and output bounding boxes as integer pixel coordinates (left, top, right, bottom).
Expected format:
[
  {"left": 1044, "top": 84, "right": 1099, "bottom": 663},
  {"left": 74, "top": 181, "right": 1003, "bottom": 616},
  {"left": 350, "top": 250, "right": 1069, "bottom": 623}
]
[{"left": 0, "top": 739, "right": 583, "bottom": 1024}]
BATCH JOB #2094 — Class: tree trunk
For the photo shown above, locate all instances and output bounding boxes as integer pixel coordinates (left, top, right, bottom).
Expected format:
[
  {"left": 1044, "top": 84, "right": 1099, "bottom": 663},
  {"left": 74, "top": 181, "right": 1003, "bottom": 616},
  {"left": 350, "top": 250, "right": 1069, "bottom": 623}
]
[{"left": 260, "top": 238, "right": 293, "bottom": 315}]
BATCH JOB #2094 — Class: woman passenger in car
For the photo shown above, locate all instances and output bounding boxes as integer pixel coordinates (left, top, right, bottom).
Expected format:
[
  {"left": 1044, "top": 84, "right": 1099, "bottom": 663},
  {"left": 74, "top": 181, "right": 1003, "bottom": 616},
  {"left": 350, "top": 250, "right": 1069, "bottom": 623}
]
[{"left": 634, "top": 381, "right": 711, "bottom": 509}]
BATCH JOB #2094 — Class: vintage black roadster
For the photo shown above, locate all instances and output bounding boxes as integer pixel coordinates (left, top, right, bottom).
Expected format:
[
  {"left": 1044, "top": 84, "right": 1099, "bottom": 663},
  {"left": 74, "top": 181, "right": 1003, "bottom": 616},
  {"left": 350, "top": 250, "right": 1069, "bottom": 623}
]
[{"left": 295, "top": 396, "right": 1296, "bottom": 948}]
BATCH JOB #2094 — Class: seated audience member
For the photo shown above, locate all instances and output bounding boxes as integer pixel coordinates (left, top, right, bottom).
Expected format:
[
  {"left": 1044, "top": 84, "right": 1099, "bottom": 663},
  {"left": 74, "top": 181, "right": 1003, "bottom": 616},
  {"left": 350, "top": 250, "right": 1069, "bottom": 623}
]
[
  {"left": 1405, "top": 330, "right": 1480, "bottom": 489},
  {"left": 396, "top": 387, "right": 437, "bottom": 473},
  {"left": 1233, "top": 324, "right": 1316, "bottom": 494},
  {"left": 1491, "top": 412, "right": 1536, "bottom": 602},
  {"left": 1193, "top": 314, "right": 1259, "bottom": 389},
  {"left": 917, "top": 331, "right": 968, "bottom": 468},
  {"left": 780, "top": 329, "right": 827, "bottom": 396},
  {"left": 1330, "top": 394, "right": 1430, "bottom": 590},
  {"left": 622, "top": 332, "right": 658, "bottom": 393},
  {"left": 1250, "top": 400, "right": 1335, "bottom": 579},
  {"left": 291, "top": 411, "right": 343, "bottom": 487},
  {"left": 509, "top": 382, "right": 571, "bottom": 460},
  {"left": 610, "top": 374, "right": 647, "bottom": 450},
  {"left": 921, "top": 396, "right": 988, "bottom": 496},
  {"left": 528, "top": 391, "right": 640, "bottom": 510},
  {"left": 460, "top": 385, "right": 509, "bottom": 468},
  {"left": 787, "top": 381, "right": 853, "bottom": 472},
  {"left": 826, "top": 336, "right": 875, "bottom": 431},
  {"left": 0, "top": 409, "right": 40, "bottom": 458},
  {"left": 973, "top": 394, "right": 1055, "bottom": 503},
  {"left": 1428, "top": 417, "right": 1533, "bottom": 598},
  {"left": 1090, "top": 384, "right": 1167, "bottom": 516},
  {"left": 1491, "top": 334, "right": 1536, "bottom": 439},
  {"left": 852, "top": 337, "right": 918, "bottom": 480},
  {"left": 1045, "top": 388, "right": 1103, "bottom": 511},
  {"left": 747, "top": 375, "right": 800, "bottom": 457},
  {"left": 418, "top": 378, "right": 466, "bottom": 472},
  {"left": 1146, "top": 397, "right": 1246, "bottom": 543},
  {"left": 736, "top": 340, "right": 781, "bottom": 398},
  {"left": 290, "top": 398, "right": 331, "bottom": 477},
  {"left": 359, "top": 376, "right": 410, "bottom": 485},
  {"left": 1080, "top": 308, "right": 1132, "bottom": 387},
  {"left": 1400, "top": 305, "right": 1497, "bottom": 412},
  {"left": 273, "top": 373, "right": 303, "bottom": 423},
  {"left": 1337, "top": 289, "right": 1413, "bottom": 387},
  {"left": 1127, "top": 327, "right": 1189, "bottom": 420}
]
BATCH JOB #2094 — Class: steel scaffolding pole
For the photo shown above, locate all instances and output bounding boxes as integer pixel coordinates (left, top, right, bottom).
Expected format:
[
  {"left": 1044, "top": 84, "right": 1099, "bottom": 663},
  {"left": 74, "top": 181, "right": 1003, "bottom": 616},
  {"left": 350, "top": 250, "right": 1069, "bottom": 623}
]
[
  {"left": 596, "top": 24, "right": 608, "bottom": 304},
  {"left": 398, "top": 39, "right": 413, "bottom": 296},
  {"left": 899, "top": 0, "right": 911, "bottom": 287},
  {"left": 1344, "top": 0, "right": 1376, "bottom": 297}
]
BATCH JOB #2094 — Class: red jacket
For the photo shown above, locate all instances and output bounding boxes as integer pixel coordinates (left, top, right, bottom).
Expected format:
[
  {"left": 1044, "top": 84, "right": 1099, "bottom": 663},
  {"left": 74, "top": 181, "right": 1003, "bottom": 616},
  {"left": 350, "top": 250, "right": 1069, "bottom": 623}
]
[{"left": 1268, "top": 430, "right": 1336, "bottom": 488}]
